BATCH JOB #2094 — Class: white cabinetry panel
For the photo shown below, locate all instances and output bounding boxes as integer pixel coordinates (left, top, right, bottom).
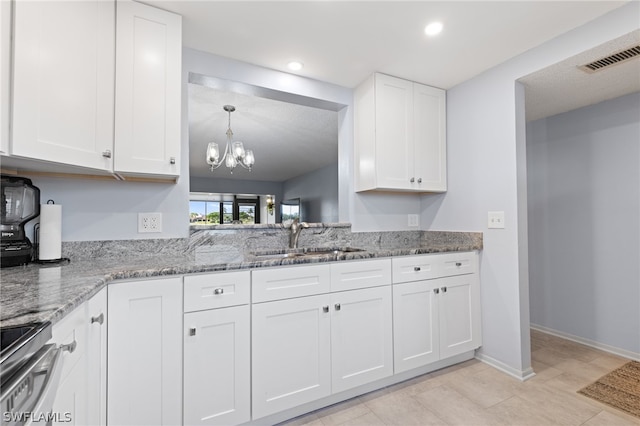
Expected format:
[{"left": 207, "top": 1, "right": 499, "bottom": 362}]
[
  {"left": 115, "top": 0, "right": 182, "bottom": 176},
  {"left": 12, "top": 0, "right": 115, "bottom": 171}
]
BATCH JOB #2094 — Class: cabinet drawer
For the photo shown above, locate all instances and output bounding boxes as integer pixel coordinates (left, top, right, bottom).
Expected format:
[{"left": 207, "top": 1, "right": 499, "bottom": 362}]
[
  {"left": 184, "top": 271, "right": 250, "bottom": 312},
  {"left": 392, "top": 255, "right": 440, "bottom": 283},
  {"left": 51, "top": 303, "right": 87, "bottom": 381},
  {"left": 439, "top": 252, "right": 477, "bottom": 277},
  {"left": 252, "top": 264, "right": 331, "bottom": 303},
  {"left": 330, "top": 259, "right": 391, "bottom": 292}
]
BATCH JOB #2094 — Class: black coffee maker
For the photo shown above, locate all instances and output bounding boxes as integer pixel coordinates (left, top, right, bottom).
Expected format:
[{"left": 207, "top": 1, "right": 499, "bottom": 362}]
[{"left": 1, "top": 175, "right": 40, "bottom": 267}]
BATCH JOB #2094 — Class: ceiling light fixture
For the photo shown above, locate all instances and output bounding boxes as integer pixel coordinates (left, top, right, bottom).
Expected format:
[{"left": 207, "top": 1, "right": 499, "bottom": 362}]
[
  {"left": 287, "top": 61, "right": 304, "bottom": 71},
  {"left": 206, "top": 105, "right": 254, "bottom": 173},
  {"left": 424, "top": 22, "right": 443, "bottom": 36}
]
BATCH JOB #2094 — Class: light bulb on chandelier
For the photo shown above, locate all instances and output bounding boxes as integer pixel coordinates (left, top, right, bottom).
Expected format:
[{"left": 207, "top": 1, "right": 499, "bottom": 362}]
[{"left": 206, "top": 105, "right": 255, "bottom": 173}]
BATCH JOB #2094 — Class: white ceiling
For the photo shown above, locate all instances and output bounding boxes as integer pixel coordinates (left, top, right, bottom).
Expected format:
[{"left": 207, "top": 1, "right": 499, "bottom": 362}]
[{"left": 154, "top": 1, "right": 637, "bottom": 182}]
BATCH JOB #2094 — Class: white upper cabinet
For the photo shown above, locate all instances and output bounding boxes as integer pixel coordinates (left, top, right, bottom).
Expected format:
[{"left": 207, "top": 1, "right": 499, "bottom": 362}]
[
  {"left": 355, "top": 73, "right": 446, "bottom": 193},
  {"left": 0, "top": 0, "right": 11, "bottom": 155},
  {"left": 114, "top": 0, "right": 182, "bottom": 177},
  {"left": 11, "top": 0, "right": 115, "bottom": 171}
]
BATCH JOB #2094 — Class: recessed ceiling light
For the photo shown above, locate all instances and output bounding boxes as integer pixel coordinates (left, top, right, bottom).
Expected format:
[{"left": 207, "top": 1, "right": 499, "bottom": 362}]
[
  {"left": 424, "top": 22, "right": 443, "bottom": 36},
  {"left": 287, "top": 61, "right": 304, "bottom": 71}
]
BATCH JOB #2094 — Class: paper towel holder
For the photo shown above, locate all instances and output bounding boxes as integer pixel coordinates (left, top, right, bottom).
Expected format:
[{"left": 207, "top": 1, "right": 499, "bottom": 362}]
[{"left": 34, "top": 200, "right": 70, "bottom": 265}]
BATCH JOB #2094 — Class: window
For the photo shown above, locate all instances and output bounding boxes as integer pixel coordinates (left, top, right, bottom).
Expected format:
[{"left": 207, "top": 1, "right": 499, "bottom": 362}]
[{"left": 190, "top": 194, "right": 260, "bottom": 225}]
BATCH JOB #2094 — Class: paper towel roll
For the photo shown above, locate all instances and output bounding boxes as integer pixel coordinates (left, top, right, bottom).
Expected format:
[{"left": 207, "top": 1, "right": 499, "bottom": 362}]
[{"left": 39, "top": 204, "right": 62, "bottom": 260}]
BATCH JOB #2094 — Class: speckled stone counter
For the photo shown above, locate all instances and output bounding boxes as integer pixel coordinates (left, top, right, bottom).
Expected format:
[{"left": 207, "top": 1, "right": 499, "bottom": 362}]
[{"left": 1, "top": 227, "right": 482, "bottom": 328}]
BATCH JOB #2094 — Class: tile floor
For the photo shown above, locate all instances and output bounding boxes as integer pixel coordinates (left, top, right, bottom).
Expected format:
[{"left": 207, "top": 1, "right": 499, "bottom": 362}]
[{"left": 281, "top": 329, "right": 640, "bottom": 426}]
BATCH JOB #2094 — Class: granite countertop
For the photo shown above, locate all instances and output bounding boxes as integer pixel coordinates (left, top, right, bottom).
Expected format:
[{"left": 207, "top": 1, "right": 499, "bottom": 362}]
[{"left": 0, "top": 241, "right": 481, "bottom": 328}]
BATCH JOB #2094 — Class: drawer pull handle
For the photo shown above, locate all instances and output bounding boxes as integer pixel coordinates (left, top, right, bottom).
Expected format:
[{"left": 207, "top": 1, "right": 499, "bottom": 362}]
[
  {"left": 213, "top": 288, "right": 224, "bottom": 295},
  {"left": 434, "top": 288, "right": 440, "bottom": 294},
  {"left": 170, "top": 157, "right": 176, "bottom": 165},
  {"left": 91, "top": 313, "right": 104, "bottom": 325},
  {"left": 61, "top": 340, "right": 77, "bottom": 354},
  {"left": 335, "top": 303, "right": 341, "bottom": 311},
  {"left": 410, "top": 177, "right": 415, "bottom": 183},
  {"left": 414, "top": 267, "right": 421, "bottom": 272},
  {"left": 189, "top": 328, "right": 196, "bottom": 336},
  {"left": 102, "top": 149, "right": 112, "bottom": 158},
  {"left": 323, "top": 305, "right": 329, "bottom": 313},
  {"left": 455, "top": 262, "right": 462, "bottom": 267},
  {"left": 417, "top": 178, "right": 422, "bottom": 183},
  {"left": 441, "top": 287, "right": 447, "bottom": 293}
]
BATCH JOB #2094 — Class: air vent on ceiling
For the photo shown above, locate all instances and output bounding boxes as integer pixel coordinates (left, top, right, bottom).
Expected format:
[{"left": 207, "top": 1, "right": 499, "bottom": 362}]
[{"left": 579, "top": 45, "right": 640, "bottom": 73}]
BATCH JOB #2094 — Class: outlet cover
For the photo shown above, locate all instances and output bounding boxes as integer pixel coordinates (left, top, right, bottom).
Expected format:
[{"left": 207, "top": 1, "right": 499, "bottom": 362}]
[
  {"left": 488, "top": 211, "right": 505, "bottom": 229},
  {"left": 408, "top": 214, "right": 419, "bottom": 227},
  {"left": 138, "top": 212, "right": 162, "bottom": 233}
]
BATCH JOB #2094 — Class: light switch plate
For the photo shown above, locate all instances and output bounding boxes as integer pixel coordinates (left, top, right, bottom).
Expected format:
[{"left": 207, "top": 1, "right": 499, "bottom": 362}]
[
  {"left": 408, "top": 214, "right": 419, "bottom": 227},
  {"left": 488, "top": 211, "right": 505, "bottom": 229},
  {"left": 138, "top": 212, "right": 162, "bottom": 233}
]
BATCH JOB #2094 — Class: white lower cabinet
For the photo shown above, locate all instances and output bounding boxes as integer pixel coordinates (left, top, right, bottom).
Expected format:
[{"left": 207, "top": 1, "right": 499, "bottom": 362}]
[
  {"left": 107, "top": 277, "right": 182, "bottom": 426},
  {"left": 252, "top": 294, "right": 332, "bottom": 419},
  {"left": 393, "top": 252, "right": 482, "bottom": 374},
  {"left": 51, "top": 287, "right": 107, "bottom": 426},
  {"left": 251, "top": 261, "right": 394, "bottom": 420},
  {"left": 330, "top": 286, "right": 393, "bottom": 393},
  {"left": 183, "top": 272, "right": 251, "bottom": 426}
]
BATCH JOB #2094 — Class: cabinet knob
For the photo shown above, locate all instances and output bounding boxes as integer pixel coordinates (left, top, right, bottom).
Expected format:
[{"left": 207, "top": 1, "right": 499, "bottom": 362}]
[
  {"left": 169, "top": 157, "right": 176, "bottom": 165},
  {"left": 213, "top": 288, "right": 224, "bottom": 295},
  {"left": 441, "top": 286, "right": 447, "bottom": 293},
  {"left": 455, "top": 262, "right": 462, "bottom": 267},
  {"left": 335, "top": 303, "right": 341, "bottom": 311},
  {"left": 410, "top": 177, "right": 415, "bottom": 183},
  {"left": 417, "top": 178, "right": 422, "bottom": 183},
  {"left": 434, "top": 288, "right": 440, "bottom": 294},
  {"left": 189, "top": 328, "right": 196, "bottom": 336},
  {"left": 91, "top": 313, "right": 104, "bottom": 325},
  {"left": 414, "top": 266, "right": 421, "bottom": 272},
  {"left": 323, "top": 305, "right": 329, "bottom": 313},
  {"left": 102, "top": 149, "right": 112, "bottom": 158},
  {"left": 61, "top": 340, "right": 77, "bottom": 354}
]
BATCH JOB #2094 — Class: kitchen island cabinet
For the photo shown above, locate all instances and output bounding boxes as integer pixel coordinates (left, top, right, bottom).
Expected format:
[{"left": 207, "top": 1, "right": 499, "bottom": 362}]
[
  {"left": 355, "top": 73, "right": 447, "bottom": 193},
  {"left": 107, "top": 277, "right": 182, "bottom": 426}
]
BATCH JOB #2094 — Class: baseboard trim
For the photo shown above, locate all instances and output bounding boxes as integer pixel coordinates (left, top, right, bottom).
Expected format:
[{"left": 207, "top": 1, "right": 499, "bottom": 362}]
[
  {"left": 531, "top": 324, "right": 640, "bottom": 361},
  {"left": 475, "top": 352, "right": 536, "bottom": 382}
]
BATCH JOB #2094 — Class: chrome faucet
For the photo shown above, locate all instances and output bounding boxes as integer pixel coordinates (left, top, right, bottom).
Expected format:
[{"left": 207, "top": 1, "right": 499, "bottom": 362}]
[{"left": 289, "top": 218, "right": 309, "bottom": 249}]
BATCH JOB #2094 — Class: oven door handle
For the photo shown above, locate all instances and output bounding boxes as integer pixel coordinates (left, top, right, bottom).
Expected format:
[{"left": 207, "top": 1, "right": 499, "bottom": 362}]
[{"left": 26, "top": 344, "right": 65, "bottom": 425}]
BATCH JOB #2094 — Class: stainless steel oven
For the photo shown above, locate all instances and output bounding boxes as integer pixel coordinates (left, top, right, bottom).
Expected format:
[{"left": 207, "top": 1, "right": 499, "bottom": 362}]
[{"left": 1, "top": 322, "right": 66, "bottom": 426}]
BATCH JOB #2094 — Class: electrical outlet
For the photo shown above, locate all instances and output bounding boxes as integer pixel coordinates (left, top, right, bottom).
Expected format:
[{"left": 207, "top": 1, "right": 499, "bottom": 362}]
[
  {"left": 138, "top": 213, "right": 162, "bottom": 233},
  {"left": 408, "top": 214, "right": 419, "bottom": 227},
  {"left": 488, "top": 211, "right": 505, "bottom": 229}
]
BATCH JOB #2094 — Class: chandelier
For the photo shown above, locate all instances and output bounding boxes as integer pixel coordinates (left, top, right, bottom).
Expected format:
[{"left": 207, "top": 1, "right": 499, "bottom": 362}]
[{"left": 206, "top": 105, "right": 255, "bottom": 173}]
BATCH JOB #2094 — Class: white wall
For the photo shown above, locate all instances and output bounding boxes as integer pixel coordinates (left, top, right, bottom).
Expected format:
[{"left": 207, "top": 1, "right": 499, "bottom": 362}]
[
  {"left": 421, "top": 2, "right": 640, "bottom": 377},
  {"left": 283, "top": 163, "right": 339, "bottom": 223},
  {"left": 528, "top": 92, "right": 640, "bottom": 357}
]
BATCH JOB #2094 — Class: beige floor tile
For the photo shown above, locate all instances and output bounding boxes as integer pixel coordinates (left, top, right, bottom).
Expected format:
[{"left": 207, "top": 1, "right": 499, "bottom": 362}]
[
  {"left": 445, "top": 366, "right": 523, "bottom": 408},
  {"left": 279, "top": 413, "right": 324, "bottom": 426},
  {"left": 588, "top": 353, "right": 630, "bottom": 371},
  {"left": 544, "top": 372, "right": 593, "bottom": 393},
  {"left": 336, "top": 411, "right": 386, "bottom": 426},
  {"left": 414, "top": 384, "right": 502, "bottom": 425},
  {"left": 581, "top": 410, "right": 640, "bottom": 426},
  {"left": 363, "top": 390, "right": 447, "bottom": 425},
  {"left": 529, "top": 359, "right": 564, "bottom": 383},
  {"left": 554, "top": 358, "right": 611, "bottom": 382},
  {"left": 485, "top": 395, "right": 564, "bottom": 425},
  {"left": 316, "top": 399, "right": 372, "bottom": 426}
]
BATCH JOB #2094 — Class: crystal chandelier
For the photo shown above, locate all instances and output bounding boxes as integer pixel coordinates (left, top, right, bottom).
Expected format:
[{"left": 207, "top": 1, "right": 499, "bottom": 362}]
[{"left": 206, "top": 105, "right": 255, "bottom": 173}]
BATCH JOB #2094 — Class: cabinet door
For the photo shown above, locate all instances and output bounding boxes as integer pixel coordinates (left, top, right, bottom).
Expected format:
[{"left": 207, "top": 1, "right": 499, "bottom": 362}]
[
  {"left": 184, "top": 305, "right": 250, "bottom": 426},
  {"left": 252, "top": 295, "right": 331, "bottom": 419},
  {"left": 393, "top": 281, "right": 440, "bottom": 373},
  {"left": 108, "top": 278, "right": 183, "bottom": 426},
  {"left": 331, "top": 286, "right": 393, "bottom": 393},
  {"left": 87, "top": 288, "right": 107, "bottom": 426},
  {"left": 374, "top": 74, "right": 414, "bottom": 190},
  {"left": 413, "top": 83, "right": 446, "bottom": 192},
  {"left": 438, "top": 274, "right": 482, "bottom": 359},
  {"left": 114, "top": 0, "right": 182, "bottom": 176},
  {"left": 0, "top": 0, "right": 10, "bottom": 155},
  {"left": 12, "top": 0, "right": 114, "bottom": 170},
  {"left": 52, "top": 303, "right": 89, "bottom": 426}
]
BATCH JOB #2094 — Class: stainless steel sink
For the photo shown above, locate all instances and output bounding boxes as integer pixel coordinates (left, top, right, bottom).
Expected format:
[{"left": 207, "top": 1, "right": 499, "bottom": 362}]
[{"left": 249, "top": 247, "right": 365, "bottom": 261}]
